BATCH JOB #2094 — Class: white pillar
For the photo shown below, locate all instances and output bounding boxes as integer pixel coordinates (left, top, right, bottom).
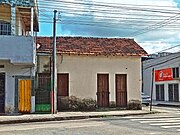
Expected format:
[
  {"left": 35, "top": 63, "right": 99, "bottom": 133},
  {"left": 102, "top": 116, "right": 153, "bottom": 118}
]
[
  {"left": 31, "top": 7, "right": 34, "bottom": 36},
  {"left": 11, "top": 5, "right": 16, "bottom": 35},
  {"left": 164, "top": 83, "right": 168, "bottom": 101}
]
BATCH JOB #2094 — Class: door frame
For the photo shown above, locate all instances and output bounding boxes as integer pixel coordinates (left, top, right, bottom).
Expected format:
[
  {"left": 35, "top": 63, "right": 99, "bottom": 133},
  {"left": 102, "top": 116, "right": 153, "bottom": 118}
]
[
  {"left": 155, "top": 84, "right": 165, "bottom": 101},
  {"left": 57, "top": 73, "right": 69, "bottom": 111},
  {"left": 14, "top": 76, "right": 34, "bottom": 113},
  {"left": 18, "top": 79, "right": 32, "bottom": 113},
  {"left": 0, "top": 72, "right": 5, "bottom": 113},
  {"left": 168, "top": 83, "right": 179, "bottom": 102},
  {"left": 115, "top": 74, "right": 127, "bottom": 107},
  {"left": 57, "top": 73, "right": 69, "bottom": 97},
  {"left": 97, "top": 73, "right": 109, "bottom": 107}
]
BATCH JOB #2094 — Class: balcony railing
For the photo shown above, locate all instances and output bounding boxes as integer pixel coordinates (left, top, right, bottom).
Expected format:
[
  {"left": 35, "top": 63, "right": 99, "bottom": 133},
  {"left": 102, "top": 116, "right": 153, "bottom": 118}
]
[{"left": 0, "top": 0, "right": 35, "bottom": 6}]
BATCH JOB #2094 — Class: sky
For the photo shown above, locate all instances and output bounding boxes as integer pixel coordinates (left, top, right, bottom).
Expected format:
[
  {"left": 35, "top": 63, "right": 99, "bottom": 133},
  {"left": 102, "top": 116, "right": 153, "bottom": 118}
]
[{"left": 38, "top": 0, "right": 180, "bottom": 54}]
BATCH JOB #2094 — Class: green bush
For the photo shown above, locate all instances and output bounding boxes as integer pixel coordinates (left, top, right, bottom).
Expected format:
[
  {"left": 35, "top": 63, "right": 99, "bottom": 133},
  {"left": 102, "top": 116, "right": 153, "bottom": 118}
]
[
  {"left": 126, "top": 100, "right": 142, "bottom": 110},
  {"left": 58, "top": 96, "right": 69, "bottom": 111},
  {"left": 58, "top": 96, "right": 97, "bottom": 111},
  {"left": 109, "top": 101, "right": 116, "bottom": 108}
]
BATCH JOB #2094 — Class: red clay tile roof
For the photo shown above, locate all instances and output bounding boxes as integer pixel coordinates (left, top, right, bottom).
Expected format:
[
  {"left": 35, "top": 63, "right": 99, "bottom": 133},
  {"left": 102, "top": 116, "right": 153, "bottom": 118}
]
[{"left": 36, "top": 37, "right": 147, "bottom": 56}]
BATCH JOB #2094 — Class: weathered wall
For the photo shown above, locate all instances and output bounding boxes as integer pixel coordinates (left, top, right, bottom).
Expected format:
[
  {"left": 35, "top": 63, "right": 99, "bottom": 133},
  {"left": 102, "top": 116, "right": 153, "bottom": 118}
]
[
  {"left": 38, "top": 54, "right": 142, "bottom": 102},
  {"left": 0, "top": 36, "right": 35, "bottom": 64},
  {"left": 0, "top": 60, "right": 34, "bottom": 113}
]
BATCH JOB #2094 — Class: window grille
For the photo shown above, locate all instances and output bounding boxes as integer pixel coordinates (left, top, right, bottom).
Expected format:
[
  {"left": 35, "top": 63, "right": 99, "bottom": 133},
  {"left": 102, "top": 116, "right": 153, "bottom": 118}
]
[
  {"left": 156, "top": 84, "right": 165, "bottom": 101},
  {"left": 172, "top": 67, "right": 179, "bottom": 78},
  {"left": 0, "top": 21, "right": 11, "bottom": 35}
]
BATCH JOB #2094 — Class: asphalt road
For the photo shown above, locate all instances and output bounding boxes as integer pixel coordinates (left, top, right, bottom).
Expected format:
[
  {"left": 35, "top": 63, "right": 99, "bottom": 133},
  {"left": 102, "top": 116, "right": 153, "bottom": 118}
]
[{"left": 0, "top": 106, "right": 180, "bottom": 135}]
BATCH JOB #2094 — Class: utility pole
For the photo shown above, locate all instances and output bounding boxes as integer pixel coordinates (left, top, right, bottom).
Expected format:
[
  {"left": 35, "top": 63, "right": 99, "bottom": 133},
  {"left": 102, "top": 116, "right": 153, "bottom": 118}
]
[
  {"left": 52, "top": 10, "right": 57, "bottom": 114},
  {"left": 150, "top": 68, "right": 154, "bottom": 111}
]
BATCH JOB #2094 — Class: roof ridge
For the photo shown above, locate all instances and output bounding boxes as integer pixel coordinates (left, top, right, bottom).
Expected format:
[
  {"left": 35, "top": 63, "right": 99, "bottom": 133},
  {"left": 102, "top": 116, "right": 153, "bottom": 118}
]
[
  {"left": 36, "top": 36, "right": 147, "bottom": 56},
  {"left": 37, "top": 36, "right": 134, "bottom": 40}
]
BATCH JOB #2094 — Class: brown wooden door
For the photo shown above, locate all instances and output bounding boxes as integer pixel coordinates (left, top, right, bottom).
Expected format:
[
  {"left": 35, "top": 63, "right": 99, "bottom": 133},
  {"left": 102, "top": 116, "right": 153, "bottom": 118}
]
[
  {"left": 116, "top": 74, "right": 127, "bottom": 107},
  {"left": 0, "top": 73, "right": 5, "bottom": 113},
  {"left": 57, "top": 74, "right": 69, "bottom": 97},
  {"left": 97, "top": 74, "right": 109, "bottom": 107},
  {"left": 57, "top": 74, "right": 69, "bottom": 111}
]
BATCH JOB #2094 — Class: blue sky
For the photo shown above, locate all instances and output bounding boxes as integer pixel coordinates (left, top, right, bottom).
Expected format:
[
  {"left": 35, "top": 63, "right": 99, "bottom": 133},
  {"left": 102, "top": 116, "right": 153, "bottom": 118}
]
[{"left": 38, "top": 0, "right": 180, "bottom": 54}]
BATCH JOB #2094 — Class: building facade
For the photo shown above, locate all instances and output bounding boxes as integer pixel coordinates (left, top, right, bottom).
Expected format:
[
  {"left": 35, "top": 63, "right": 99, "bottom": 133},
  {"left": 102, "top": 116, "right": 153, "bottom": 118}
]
[
  {"left": 0, "top": 0, "right": 38, "bottom": 113},
  {"left": 36, "top": 37, "right": 147, "bottom": 111},
  {"left": 143, "top": 52, "right": 180, "bottom": 102}
]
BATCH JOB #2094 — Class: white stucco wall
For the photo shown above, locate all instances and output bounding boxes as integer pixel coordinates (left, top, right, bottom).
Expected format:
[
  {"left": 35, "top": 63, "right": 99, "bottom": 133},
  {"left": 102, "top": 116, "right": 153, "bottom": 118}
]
[
  {"left": 38, "top": 54, "right": 142, "bottom": 103},
  {"left": 0, "top": 60, "right": 34, "bottom": 112}
]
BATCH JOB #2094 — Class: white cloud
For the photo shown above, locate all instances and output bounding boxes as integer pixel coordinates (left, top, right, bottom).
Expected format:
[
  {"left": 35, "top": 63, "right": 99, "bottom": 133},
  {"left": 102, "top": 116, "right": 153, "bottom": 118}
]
[
  {"left": 39, "top": 0, "right": 180, "bottom": 54},
  {"left": 89, "top": 0, "right": 180, "bottom": 54}
]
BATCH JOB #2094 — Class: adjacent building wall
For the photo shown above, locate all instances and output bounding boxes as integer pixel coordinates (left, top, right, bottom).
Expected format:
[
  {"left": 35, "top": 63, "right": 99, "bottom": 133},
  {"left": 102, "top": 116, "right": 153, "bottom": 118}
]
[
  {"left": 0, "top": 60, "right": 34, "bottom": 113},
  {"left": 143, "top": 53, "right": 180, "bottom": 101},
  {"left": 38, "top": 54, "right": 142, "bottom": 102},
  {"left": 0, "top": 4, "right": 33, "bottom": 36},
  {"left": 0, "top": 36, "right": 35, "bottom": 64}
]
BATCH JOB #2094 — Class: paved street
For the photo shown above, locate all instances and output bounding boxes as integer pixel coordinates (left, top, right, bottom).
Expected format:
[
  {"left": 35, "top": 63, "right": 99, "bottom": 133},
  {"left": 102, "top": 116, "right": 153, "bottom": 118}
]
[{"left": 0, "top": 106, "right": 180, "bottom": 135}]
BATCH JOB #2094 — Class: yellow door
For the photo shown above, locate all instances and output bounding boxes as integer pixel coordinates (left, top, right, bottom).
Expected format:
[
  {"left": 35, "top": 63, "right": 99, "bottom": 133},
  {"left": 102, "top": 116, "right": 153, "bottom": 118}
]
[{"left": 18, "top": 80, "right": 31, "bottom": 113}]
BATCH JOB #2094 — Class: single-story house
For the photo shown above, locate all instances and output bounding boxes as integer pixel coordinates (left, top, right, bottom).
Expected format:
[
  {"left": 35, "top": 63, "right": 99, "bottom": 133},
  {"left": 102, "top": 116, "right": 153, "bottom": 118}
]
[
  {"left": 143, "top": 52, "right": 180, "bottom": 102},
  {"left": 36, "top": 37, "right": 147, "bottom": 110}
]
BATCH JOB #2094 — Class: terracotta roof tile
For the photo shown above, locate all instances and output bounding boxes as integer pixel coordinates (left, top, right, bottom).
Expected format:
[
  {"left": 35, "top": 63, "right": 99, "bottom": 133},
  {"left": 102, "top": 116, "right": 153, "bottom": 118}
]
[{"left": 36, "top": 37, "right": 147, "bottom": 56}]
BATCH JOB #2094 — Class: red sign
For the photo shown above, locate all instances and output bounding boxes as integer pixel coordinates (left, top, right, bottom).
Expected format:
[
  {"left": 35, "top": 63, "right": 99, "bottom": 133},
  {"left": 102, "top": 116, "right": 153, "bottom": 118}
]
[{"left": 155, "top": 68, "right": 173, "bottom": 82}]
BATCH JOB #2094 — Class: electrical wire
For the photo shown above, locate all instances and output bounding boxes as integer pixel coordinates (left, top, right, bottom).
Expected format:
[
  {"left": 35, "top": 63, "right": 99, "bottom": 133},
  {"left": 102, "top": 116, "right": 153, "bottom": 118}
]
[
  {"left": 1, "top": 0, "right": 180, "bottom": 47},
  {"left": 38, "top": 0, "right": 180, "bottom": 14},
  {"left": 36, "top": 0, "right": 180, "bottom": 36}
]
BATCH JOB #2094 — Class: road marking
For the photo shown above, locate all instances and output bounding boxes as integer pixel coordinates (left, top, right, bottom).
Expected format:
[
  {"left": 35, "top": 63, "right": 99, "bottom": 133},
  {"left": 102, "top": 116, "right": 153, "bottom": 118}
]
[
  {"left": 150, "top": 122, "right": 180, "bottom": 126},
  {"left": 125, "top": 116, "right": 174, "bottom": 119},
  {"left": 161, "top": 125, "right": 180, "bottom": 128},
  {"left": 149, "top": 132, "right": 162, "bottom": 135},
  {"left": 128, "top": 115, "right": 180, "bottom": 131},
  {"left": 140, "top": 119, "right": 180, "bottom": 123},
  {"left": 131, "top": 117, "right": 179, "bottom": 121},
  {"left": 66, "top": 123, "right": 107, "bottom": 129},
  {"left": 176, "top": 129, "right": 180, "bottom": 132}
]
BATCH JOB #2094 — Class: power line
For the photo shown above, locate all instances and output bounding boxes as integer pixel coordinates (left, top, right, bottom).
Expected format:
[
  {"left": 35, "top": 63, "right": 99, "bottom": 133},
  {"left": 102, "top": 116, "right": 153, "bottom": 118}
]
[
  {"left": 39, "top": 2, "right": 180, "bottom": 15},
  {"left": 2, "top": 0, "right": 179, "bottom": 38},
  {"left": 59, "top": 0, "right": 179, "bottom": 9},
  {"left": 36, "top": 0, "right": 180, "bottom": 36},
  {"left": 143, "top": 54, "right": 180, "bottom": 70},
  {"left": 38, "top": 0, "right": 180, "bottom": 14},
  {"left": 126, "top": 14, "right": 180, "bottom": 37},
  {"left": 154, "top": 44, "right": 180, "bottom": 54},
  {"left": 1, "top": 10, "right": 180, "bottom": 29}
]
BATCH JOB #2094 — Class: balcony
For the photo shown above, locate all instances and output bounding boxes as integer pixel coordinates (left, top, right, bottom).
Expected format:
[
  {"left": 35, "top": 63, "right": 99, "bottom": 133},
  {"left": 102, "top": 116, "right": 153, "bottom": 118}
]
[
  {"left": 0, "top": 35, "right": 36, "bottom": 65},
  {"left": 0, "top": 0, "right": 35, "bottom": 7}
]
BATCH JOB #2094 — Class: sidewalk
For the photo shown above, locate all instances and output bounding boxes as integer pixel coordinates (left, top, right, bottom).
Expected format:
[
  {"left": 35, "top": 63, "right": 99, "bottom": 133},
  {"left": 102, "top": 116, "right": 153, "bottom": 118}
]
[
  {"left": 153, "top": 100, "right": 180, "bottom": 107},
  {"left": 0, "top": 107, "right": 157, "bottom": 124}
]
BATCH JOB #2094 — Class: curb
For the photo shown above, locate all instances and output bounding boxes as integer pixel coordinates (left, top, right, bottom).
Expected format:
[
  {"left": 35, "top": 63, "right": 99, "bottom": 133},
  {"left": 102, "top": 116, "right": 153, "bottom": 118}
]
[
  {"left": 0, "top": 112, "right": 153, "bottom": 124},
  {"left": 156, "top": 104, "right": 180, "bottom": 108}
]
